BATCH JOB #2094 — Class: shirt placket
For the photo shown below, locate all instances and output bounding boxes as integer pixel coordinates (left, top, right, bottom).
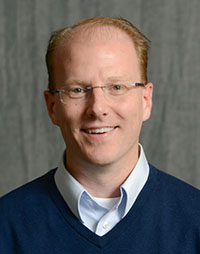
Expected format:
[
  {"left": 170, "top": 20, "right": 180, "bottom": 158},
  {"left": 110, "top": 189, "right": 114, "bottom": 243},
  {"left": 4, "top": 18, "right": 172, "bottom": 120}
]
[{"left": 95, "top": 208, "right": 121, "bottom": 236}]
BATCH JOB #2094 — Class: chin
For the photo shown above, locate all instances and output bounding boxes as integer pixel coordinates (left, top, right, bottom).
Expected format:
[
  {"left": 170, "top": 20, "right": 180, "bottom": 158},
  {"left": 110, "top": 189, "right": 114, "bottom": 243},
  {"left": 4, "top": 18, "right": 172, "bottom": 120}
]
[{"left": 83, "top": 152, "right": 118, "bottom": 167}]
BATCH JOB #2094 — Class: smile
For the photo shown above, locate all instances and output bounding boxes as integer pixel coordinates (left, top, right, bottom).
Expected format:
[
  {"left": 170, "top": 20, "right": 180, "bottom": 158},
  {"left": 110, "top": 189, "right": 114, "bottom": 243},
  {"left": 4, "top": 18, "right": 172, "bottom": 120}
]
[{"left": 82, "top": 126, "right": 118, "bottom": 134}]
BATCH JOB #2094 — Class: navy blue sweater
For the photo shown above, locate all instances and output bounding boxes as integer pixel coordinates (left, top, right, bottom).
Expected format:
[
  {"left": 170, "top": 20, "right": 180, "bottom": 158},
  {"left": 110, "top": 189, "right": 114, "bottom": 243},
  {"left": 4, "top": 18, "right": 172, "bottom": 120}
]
[{"left": 0, "top": 165, "right": 200, "bottom": 253}]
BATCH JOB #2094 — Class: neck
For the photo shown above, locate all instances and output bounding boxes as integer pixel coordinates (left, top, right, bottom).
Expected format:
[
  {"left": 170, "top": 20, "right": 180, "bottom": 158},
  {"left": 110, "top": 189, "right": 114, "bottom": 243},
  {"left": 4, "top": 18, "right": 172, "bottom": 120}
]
[{"left": 65, "top": 147, "right": 139, "bottom": 198}]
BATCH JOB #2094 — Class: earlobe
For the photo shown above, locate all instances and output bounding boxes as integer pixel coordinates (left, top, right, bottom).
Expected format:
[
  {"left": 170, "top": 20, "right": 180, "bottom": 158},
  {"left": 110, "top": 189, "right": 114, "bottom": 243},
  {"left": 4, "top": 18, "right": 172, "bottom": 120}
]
[
  {"left": 143, "top": 82, "right": 153, "bottom": 121},
  {"left": 44, "top": 90, "right": 59, "bottom": 126}
]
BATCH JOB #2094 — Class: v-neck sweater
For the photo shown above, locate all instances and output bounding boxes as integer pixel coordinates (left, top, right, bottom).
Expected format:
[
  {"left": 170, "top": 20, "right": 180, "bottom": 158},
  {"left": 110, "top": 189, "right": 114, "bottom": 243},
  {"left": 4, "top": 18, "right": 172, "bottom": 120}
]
[{"left": 1, "top": 165, "right": 200, "bottom": 253}]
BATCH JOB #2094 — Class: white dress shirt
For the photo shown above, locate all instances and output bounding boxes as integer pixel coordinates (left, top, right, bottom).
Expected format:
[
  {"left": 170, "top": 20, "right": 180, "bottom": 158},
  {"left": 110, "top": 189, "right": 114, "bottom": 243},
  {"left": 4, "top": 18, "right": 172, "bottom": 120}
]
[{"left": 54, "top": 144, "right": 149, "bottom": 236}]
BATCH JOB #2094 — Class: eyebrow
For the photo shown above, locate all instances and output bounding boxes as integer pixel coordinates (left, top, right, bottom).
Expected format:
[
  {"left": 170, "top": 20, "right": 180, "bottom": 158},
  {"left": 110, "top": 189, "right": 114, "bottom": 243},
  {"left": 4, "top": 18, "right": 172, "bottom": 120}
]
[
  {"left": 64, "top": 80, "right": 90, "bottom": 86},
  {"left": 64, "top": 77, "right": 131, "bottom": 86},
  {"left": 106, "top": 76, "right": 132, "bottom": 82}
]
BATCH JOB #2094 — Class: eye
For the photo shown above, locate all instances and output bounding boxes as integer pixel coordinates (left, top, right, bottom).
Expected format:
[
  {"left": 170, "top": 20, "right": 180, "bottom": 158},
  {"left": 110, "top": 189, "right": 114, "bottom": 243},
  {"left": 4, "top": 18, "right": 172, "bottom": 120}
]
[
  {"left": 112, "top": 84, "right": 127, "bottom": 90},
  {"left": 110, "top": 84, "right": 127, "bottom": 93},
  {"left": 112, "top": 84, "right": 121, "bottom": 90},
  {"left": 106, "top": 84, "right": 128, "bottom": 96},
  {"left": 70, "top": 87, "right": 85, "bottom": 93},
  {"left": 67, "top": 86, "right": 87, "bottom": 98}
]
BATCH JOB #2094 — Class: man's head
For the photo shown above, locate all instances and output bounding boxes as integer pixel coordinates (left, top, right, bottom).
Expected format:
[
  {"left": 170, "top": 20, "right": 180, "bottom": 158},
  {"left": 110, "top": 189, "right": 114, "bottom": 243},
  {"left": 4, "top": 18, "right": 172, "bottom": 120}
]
[
  {"left": 46, "top": 17, "right": 150, "bottom": 90},
  {"left": 44, "top": 17, "right": 153, "bottom": 170}
]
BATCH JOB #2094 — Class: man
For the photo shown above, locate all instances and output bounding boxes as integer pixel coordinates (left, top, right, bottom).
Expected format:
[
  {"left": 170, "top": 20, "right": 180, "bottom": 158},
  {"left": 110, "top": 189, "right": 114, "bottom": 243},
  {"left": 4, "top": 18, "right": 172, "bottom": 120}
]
[{"left": 0, "top": 17, "right": 200, "bottom": 253}]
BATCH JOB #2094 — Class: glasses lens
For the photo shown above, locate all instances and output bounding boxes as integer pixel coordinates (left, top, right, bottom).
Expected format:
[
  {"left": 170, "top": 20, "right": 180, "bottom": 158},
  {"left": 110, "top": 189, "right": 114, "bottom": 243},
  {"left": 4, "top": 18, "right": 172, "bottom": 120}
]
[
  {"left": 60, "top": 88, "right": 68, "bottom": 104},
  {"left": 107, "top": 84, "right": 127, "bottom": 95}
]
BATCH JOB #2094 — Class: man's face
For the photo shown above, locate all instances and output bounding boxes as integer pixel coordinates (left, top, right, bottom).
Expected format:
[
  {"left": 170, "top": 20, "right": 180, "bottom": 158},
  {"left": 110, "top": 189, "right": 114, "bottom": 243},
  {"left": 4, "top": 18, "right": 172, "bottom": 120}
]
[{"left": 45, "top": 28, "right": 153, "bottom": 168}]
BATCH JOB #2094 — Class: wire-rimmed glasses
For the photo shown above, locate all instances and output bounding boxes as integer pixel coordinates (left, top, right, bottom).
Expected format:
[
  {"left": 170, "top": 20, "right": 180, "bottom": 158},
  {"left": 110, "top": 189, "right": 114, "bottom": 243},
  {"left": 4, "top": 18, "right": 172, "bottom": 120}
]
[{"left": 49, "top": 82, "right": 146, "bottom": 104}]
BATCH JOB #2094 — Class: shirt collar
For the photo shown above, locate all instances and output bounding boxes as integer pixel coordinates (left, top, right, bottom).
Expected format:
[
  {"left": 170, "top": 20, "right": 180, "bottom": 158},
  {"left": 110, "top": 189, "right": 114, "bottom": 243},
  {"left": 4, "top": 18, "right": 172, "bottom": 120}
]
[
  {"left": 120, "top": 144, "right": 149, "bottom": 216},
  {"left": 54, "top": 144, "right": 149, "bottom": 220},
  {"left": 54, "top": 158, "right": 85, "bottom": 220}
]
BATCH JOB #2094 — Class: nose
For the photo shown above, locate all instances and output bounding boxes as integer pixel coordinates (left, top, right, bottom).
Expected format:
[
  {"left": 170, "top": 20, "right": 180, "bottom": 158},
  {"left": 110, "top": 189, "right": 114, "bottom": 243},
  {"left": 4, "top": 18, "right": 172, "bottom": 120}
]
[{"left": 85, "top": 87, "right": 109, "bottom": 118}]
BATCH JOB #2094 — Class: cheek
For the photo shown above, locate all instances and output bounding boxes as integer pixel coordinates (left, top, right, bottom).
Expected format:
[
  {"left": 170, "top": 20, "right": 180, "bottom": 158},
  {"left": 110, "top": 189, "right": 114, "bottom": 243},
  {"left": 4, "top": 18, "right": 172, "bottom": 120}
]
[
  {"left": 117, "top": 95, "right": 144, "bottom": 122},
  {"left": 55, "top": 102, "right": 83, "bottom": 131}
]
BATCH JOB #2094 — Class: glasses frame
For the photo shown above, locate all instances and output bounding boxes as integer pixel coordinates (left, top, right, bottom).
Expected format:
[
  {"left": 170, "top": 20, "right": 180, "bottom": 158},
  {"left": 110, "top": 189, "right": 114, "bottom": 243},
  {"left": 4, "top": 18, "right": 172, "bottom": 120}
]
[{"left": 49, "top": 82, "right": 146, "bottom": 103}]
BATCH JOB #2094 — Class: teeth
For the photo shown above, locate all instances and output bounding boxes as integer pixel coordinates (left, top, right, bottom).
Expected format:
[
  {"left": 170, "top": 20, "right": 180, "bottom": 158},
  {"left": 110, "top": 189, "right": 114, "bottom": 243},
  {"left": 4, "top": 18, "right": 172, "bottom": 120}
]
[{"left": 85, "top": 127, "right": 116, "bottom": 134}]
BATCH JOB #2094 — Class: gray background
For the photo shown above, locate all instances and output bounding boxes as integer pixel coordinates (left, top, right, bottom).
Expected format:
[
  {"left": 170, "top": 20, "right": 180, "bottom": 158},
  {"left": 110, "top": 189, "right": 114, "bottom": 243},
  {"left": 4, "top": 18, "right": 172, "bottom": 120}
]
[{"left": 0, "top": 0, "right": 200, "bottom": 196}]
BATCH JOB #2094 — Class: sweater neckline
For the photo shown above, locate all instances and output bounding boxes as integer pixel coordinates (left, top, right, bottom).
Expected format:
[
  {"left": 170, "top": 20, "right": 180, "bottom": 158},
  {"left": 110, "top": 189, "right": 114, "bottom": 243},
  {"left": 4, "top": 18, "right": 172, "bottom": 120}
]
[{"left": 46, "top": 165, "right": 157, "bottom": 249}]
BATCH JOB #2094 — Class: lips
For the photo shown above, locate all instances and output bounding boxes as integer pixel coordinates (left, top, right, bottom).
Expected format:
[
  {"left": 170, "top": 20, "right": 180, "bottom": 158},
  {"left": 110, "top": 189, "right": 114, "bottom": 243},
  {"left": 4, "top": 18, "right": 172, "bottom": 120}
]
[{"left": 82, "top": 126, "right": 118, "bottom": 134}]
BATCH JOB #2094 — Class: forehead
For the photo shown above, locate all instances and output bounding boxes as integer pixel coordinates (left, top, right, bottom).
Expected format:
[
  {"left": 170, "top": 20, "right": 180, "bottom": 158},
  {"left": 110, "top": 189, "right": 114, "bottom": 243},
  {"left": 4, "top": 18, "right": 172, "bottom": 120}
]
[
  {"left": 53, "top": 25, "right": 140, "bottom": 85},
  {"left": 56, "top": 25, "right": 136, "bottom": 56}
]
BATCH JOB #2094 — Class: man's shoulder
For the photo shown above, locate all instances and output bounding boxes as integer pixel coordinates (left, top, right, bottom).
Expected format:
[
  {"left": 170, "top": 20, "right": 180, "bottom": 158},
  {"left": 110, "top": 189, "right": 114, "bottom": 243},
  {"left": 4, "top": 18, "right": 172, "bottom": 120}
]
[
  {"left": 0, "top": 169, "right": 57, "bottom": 210},
  {"left": 149, "top": 164, "right": 200, "bottom": 217},
  {"left": 150, "top": 164, "right": 199, "bottom": 193}
]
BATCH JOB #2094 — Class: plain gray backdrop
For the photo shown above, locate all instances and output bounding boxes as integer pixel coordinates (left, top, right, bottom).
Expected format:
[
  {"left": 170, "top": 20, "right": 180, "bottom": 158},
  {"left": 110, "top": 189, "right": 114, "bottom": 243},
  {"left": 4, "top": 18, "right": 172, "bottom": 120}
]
[{"left": 1, "top": 0, "right": 200, "bottom": 196}]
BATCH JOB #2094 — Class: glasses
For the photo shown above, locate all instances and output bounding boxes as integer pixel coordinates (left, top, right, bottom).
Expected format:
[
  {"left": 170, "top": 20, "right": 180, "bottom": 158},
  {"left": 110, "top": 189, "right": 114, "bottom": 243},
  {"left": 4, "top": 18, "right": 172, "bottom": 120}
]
[{"left": 49, "top": 82, "right": 146, "bottom": 104}]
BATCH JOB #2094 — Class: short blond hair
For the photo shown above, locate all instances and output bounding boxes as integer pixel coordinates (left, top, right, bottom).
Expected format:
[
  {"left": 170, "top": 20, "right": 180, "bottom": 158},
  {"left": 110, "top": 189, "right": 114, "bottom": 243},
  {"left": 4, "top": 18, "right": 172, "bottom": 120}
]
[{"left": 46, "top": 17, "right": 151, "bottom": 89}]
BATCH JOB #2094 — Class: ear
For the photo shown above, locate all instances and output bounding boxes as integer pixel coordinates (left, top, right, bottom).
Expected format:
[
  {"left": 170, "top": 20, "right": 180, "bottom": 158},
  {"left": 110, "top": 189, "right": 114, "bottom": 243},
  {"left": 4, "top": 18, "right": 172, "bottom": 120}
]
[
  {"left": 142, "top": 82, "right": 153, "bottom": 121},
  {"left": 44, "top": 90, "right": 59, "bottom": 126}
]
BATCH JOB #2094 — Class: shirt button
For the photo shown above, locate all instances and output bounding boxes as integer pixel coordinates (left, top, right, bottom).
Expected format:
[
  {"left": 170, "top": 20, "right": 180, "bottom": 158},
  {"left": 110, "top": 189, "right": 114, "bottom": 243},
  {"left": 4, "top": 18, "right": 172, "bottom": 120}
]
[{"left": 102, "top": 222, "right": 109, "bottom": 229}]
